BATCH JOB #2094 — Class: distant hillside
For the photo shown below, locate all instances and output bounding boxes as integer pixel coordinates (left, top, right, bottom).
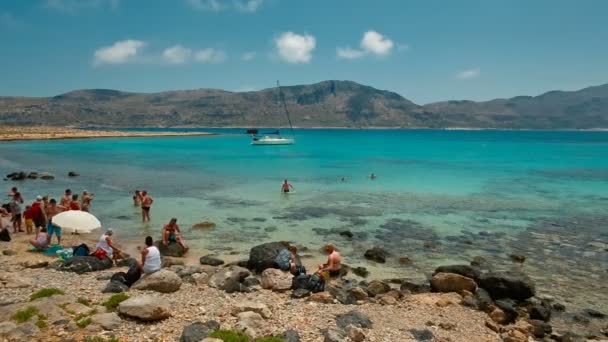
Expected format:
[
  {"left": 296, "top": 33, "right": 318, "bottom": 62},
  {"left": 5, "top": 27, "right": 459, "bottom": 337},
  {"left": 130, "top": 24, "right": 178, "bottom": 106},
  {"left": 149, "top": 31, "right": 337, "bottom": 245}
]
[{"left": 0, "top": 80, "right": 607, "bottom": 129}]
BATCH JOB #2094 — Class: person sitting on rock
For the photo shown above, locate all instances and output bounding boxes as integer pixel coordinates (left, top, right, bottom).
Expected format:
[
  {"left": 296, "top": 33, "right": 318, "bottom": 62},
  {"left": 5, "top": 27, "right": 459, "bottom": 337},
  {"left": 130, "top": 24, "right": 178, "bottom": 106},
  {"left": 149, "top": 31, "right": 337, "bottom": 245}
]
[
  {"left": 29, "top": 226, "right": 49, "bottom": 251},
  {"left": 162, "top": 218, "right": 188, "bottom": 252},
  {"left": 318, "top": 243, "right": 342, "bottom": 278},
  {"left": 275, "top": 244, "right": 305, "bottom": 276},
  {"left": 140, "top": 236, "right": 161, "bottom": 274},
  {"left": 94, "top": 228, "right": 124, "bottom": 264}
]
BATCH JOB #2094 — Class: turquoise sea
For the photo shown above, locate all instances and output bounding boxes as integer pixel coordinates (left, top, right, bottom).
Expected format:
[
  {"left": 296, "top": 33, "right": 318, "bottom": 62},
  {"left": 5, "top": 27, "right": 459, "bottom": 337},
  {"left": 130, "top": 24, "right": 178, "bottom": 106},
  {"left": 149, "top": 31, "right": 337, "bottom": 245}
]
[{"left": 1, "top": 129, "right": 607, "bottom": 313}]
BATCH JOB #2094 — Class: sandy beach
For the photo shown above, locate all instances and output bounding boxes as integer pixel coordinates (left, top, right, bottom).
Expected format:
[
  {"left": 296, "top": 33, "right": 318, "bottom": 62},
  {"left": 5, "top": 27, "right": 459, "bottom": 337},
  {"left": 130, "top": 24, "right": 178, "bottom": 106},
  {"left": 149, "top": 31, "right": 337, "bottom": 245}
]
[{"left": 0, "top": 126, "right": 215, "bottom": 142}]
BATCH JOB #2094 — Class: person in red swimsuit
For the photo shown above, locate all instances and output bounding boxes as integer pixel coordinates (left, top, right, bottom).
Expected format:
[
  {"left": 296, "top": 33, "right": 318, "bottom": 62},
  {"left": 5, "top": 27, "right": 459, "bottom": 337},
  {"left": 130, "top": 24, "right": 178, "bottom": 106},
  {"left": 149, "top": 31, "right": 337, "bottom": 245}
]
[{"left": 69, "top": 194, "right": 81, "bottom": 210}]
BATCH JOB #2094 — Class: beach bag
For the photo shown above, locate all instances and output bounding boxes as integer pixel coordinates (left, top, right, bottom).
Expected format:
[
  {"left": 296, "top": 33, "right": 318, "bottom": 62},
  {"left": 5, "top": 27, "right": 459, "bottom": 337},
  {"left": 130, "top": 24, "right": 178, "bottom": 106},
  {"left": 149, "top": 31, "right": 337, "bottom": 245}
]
[
  {"left": 0, "top": 228, "right": 10, "bottom": 242},
  {"left": 307, "top": 273, "right": 325, "bottom": 293},
  {"left": 294, "top": 265, "right": 306, "bottom": 276},
  {"left": 73, "top": 243, "right": 90, "bottom": 257},
  {"left": 92, "top": 248, "right": 107, "bottom": 260},
  {"left": 274, "top": 248, "right": 292, "bottom": 271},
  {"left": 292, "top": 274, "right": 310, "bottom": 290}
]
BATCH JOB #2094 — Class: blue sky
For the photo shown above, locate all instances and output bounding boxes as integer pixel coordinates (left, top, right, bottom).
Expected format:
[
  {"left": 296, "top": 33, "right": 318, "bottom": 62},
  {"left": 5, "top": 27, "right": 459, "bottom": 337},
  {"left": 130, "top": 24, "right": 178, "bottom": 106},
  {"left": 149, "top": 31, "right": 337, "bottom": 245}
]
[{"left": 1, "top": 0, "right": 607, "bottom": 104}]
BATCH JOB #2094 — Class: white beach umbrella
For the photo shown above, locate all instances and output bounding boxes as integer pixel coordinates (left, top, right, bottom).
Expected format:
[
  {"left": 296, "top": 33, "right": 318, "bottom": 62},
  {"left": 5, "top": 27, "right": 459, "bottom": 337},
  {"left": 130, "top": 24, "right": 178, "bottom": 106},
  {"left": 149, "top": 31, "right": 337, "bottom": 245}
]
[{"left": 51, "top": 210, "right": 101, "bottom": 234}]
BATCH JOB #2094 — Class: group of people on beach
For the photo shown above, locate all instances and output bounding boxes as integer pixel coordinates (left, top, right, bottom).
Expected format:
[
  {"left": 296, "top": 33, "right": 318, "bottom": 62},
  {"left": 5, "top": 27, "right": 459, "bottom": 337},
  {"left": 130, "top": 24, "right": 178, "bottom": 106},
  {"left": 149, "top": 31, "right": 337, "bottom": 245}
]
[
  {"left": 132, "top": 190, "right": 153, "bottom": 222},
  {"left": 0, "top": 187, "right": 95, "bottom": 250}
]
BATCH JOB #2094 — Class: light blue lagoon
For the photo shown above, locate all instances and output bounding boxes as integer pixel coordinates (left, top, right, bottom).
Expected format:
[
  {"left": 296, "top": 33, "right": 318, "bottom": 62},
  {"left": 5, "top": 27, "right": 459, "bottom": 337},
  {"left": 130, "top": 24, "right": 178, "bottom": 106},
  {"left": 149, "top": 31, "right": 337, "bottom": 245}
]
[{"left": 1, "top": 129, "right": 607, "bottom": 311}]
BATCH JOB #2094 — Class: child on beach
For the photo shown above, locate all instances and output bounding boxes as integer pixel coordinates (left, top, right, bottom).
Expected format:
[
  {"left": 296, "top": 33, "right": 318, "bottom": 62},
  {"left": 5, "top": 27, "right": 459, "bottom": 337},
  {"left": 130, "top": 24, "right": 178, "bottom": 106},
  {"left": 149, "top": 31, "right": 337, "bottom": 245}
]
[{"left": 23, "top": 205, "right": 34, "bottom": 234}]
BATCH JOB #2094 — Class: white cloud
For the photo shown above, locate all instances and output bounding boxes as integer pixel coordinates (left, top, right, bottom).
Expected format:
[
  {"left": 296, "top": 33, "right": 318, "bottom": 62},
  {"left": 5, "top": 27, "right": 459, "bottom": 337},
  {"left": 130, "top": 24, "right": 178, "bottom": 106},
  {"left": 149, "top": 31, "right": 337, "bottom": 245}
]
[
  {"left": 194, "top": 48, "right": 226, "bottom": 63},
  {"left": 46, "top": 0, "right": 119, "bottom": 13},
  {"left": 455, "top": 68, "right": 481, "bottom": 80},
  {"left": 336, "top": 47, "right": 365, "bottom": 60},
  {"left": 275, "top": 32, "right": 316, "bottom": 64},
  {"left": 187, "top": 0, "right": 264, "bottom": 12},
  {"left": 93, "top": 40, "right": 145, "bottom": 66},
  {"left": 241, "top": 51, "right": 256, "bottom": 61},
  {"left": 163, "top": 45, "right": 193, "bottom": 64},
  {"left": 361, "top": 30, "right": 394, "bottom": 56}
]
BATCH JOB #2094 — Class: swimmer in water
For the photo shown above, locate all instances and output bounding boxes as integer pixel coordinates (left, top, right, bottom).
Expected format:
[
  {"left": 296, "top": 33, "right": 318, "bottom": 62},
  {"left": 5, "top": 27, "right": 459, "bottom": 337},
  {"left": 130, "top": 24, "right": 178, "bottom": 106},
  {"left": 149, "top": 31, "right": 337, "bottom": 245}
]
[
  {"left": 281, "top": 179, "right": 294, "bottom": 193},
  {"left": 368, "top": 173, "right": 377, "bottom": 180}
]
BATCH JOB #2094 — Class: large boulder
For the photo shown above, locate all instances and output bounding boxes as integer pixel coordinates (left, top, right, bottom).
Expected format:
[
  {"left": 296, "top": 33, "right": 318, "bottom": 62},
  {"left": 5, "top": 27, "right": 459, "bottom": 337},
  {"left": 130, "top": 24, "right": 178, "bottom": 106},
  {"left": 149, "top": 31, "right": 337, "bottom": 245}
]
[
  {"left": 335, "top": 310, "right": 373, "bottom": 329},
  {"left": 131, "top": 269, "right": 182, "bottom": 293},
  {"left": 207, "top": 266, "right": 250, "bottom": 293},
  {"left": 431, "top": 272, "right": 477, "bottom": 293},
  {"left": 59, "top": 256, "right": 112, "bottom": 274},
  {"left": 478, "top": 270, "right": 535, "bottom": 300},
  {"left": 366, "top": 280, "right": 391, "bottom": 297},
  {"left": 180, "top": 320, "right": 220, "bottom": 342},
  {"left": 247, "top": 241, "right": 300, "bottom": 273},
  {"left": 236, "top": 311, "right": 265, "bottom": 338},
  {"left": 118, "top": 296, "right": 171, "bottom": 321},
  {"left": 260, "top": 268, "right": 292, "bottom": 291},
  {"left": 154, "top": 241, "right": 187, "bottom": 257},
  {"left": 434, "top": 265, "right": 481, "bottom": 282},
  {"left": 364, "top": 247, "right": 387, "bottom": 263}
]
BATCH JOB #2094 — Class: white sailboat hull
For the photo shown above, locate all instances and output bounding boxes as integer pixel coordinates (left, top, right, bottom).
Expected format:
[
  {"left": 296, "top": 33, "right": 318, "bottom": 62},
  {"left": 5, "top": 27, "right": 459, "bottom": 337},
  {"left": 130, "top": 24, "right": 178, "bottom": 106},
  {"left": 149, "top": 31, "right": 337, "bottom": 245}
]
[{"left": 251, "top": 136, "right": 294, "bottom": 145}]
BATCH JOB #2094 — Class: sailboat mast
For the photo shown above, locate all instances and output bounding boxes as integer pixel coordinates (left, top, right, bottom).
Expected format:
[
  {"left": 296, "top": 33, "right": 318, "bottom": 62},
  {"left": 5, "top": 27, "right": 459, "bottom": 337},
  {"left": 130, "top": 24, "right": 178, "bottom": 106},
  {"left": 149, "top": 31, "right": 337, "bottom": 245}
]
[{"left": 277, "top": 80, "right": 295, "bottom": 139}]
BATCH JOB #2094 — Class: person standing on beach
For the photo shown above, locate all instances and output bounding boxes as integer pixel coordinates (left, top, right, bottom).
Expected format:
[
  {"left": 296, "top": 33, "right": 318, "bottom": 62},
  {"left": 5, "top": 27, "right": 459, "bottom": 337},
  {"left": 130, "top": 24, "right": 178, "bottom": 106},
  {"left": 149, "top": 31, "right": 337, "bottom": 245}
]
[
  {"left": 281, "top": 179, "right": 294, "bottom": 193},
  {"left": 46, "top": 199, "right": 66, "bottom": 245},
  {"left": 9, "top": 192, "right": 23, "bottom": 233},
  {"left": 31, "top": 196, "right": 46, "bottom": 232},
  {"left": 60, "top": 189, "right": 72, "bottom": 207},
  {"left": 162, "top": 218, "right": 188, "bottom": 252},
  {"left": 141, "top": 191, "right": 153, "bottom": 222},
  {"left": 81, "top": 190, "right": 95, "bottom": 212}
]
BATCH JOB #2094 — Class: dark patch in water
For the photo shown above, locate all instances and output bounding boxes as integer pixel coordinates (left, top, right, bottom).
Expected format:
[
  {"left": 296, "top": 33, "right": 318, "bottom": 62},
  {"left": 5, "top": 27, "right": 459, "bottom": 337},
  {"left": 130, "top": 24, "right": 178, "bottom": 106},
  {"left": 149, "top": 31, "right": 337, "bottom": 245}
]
[
  {"left": 532, "top": 168, "right": 608, "bottom": 181},
  {"left": 208, "top": 197, "right": 264, "bottom": 209},
  {"left": 278, "top": 205, "right": 382, "bottom": 221}
]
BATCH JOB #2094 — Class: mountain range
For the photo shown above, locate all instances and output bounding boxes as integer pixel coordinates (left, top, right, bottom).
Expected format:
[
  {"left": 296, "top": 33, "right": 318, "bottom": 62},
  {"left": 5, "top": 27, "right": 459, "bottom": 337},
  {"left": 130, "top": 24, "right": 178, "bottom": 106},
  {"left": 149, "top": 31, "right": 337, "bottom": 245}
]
[{"left": 0, "top": 80, "right": 607, "bottom": 129}]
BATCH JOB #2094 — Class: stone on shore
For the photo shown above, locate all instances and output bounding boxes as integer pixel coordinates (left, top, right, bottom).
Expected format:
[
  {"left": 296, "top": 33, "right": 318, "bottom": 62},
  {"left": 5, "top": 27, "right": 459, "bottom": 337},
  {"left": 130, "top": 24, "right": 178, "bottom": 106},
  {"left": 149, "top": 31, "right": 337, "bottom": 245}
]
[
  {"left": 434, "top": 265, "right": 481, "bottom": 281},
  {"left": 366, "top": 280, "right": 391, "bottom": 297},
  {"left": 431, "top": 272, "right": 477, "bottom": 293},
  {"left": 478, "top": 270, "right": 536, "bottom": 300},
  {"left": 199, "top": 255, "right": 224, "bottom": 266},
  {"left": 0, "top": 271, "right": 31, "bottom": 288},
  {"left": 155, "top": 241, "right": 187, "bottom": 257},
  {"left": 207, "top": 266, "right": 250, "bottom": 293},
  {"left": 103, "top": 281, "right": 129, "bottom": 293},
  {"left": 281, "top": 329, "right": 301, "bottom": 342},
  {"left": 322, "top": 328, "right": 348, "bottom": 342},
  {"left": 179, "top": 320, "right": 220, "bottom": 342},
  {"left": 91, "top": 312, "right": 121, "bottom": 331},
  {"left": 59, "top": 256, "right": 112, "bottom": 274},
  {"left": 335, "top": 310, "right": 373, "bottom": 329},
  {"left": 118, "top": 295, "right": 171, "bottom": 321},
  {"left": 236, "top": 311, "right": 265, "bottom": 338},
  {"left": 231, "top": 301, "right": 272, "bottom": 319},
  {"left": 364, "top": 247, "right": 387, "bottom": 263},
  {"left": 248, "top": 241, "right": 300, "bottom": 273},
  {"left": 260, "top": 268, "right": 292, "bottom": 291},
  {"left": 132, "top": 269, "right": 182, "bottom": 293}
]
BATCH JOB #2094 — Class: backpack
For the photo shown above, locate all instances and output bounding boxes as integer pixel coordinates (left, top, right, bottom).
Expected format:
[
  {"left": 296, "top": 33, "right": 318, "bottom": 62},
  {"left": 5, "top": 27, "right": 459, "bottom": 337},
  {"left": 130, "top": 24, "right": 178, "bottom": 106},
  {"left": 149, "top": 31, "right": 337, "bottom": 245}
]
[
  {"left": 72, "top": 243, "right": 90, "bottom": 257},
  {"left": 0, "top": 228, "right": 10, "bottom": 242},
  {"left": 274, "top": 249, "right": 292, "bottom": 271},
  {"left": 307, "top": 273, "right": 325, "bottom": 293}
]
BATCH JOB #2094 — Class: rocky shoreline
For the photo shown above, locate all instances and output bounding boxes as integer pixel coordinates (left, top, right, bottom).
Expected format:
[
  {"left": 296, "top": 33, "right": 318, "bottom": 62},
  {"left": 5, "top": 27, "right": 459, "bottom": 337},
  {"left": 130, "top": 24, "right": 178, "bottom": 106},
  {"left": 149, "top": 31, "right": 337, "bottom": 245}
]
[
  {"left": 0, "top": 126, "right": 214, "bottom": 142},
  {"left": 1, "top": 233, "right": 606, "bottom": 342}
]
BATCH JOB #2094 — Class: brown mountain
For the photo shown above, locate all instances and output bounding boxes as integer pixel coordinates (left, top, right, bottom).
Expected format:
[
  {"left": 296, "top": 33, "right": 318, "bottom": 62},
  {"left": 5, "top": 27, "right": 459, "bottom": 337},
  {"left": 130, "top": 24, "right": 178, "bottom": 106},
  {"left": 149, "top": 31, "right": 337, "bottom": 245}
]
[{"left": 0, "top": 80, "right": 606, "bottom": 128}]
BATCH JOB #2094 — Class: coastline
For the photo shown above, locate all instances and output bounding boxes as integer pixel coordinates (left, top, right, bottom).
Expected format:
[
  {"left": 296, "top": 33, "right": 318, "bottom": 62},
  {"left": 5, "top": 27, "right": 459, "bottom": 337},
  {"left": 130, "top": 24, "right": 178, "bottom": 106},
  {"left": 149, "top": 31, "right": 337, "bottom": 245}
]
[{"left": 0, "top": 126, "right": 216, "bottom": 142}]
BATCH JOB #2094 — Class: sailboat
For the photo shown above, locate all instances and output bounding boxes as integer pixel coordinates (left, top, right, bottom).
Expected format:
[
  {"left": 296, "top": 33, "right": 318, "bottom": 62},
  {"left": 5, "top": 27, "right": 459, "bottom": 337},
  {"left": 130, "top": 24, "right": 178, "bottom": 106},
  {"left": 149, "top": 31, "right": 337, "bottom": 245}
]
[{"left": 251, "top": 81, "right": 295, "bottom": 145}]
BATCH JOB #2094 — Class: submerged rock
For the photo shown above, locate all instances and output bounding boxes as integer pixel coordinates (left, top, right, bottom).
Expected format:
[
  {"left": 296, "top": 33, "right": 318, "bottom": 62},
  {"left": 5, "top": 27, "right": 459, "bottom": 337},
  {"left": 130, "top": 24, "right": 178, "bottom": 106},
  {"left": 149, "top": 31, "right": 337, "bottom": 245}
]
[
  {"left": 364, "top": 247, "right": 387, "bottom": 263},
  {"left": 192, "top": 221, "right": 216, "bottom": 230},
  {"left": 434, "top": 264, "right": 481, "bottom": 282},
  {"left": 199, "top": 255, "right": 224, "bottom": 266},
  {"left": 478, "top": 270, "right": 536, "bottom": 300},
  {"left": 154, "top": 241, "right": 187, "bottom": 257}
]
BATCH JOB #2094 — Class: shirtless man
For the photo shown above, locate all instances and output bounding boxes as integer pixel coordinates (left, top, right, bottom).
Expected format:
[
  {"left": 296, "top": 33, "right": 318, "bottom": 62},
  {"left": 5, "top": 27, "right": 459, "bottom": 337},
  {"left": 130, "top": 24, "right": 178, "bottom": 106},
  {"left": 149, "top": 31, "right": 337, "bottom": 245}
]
[
  {"left": 60, "top": 189, "right": 72, "bottom": 207},
  {"left": 281, "top": 179, "right": 294, "bottom": 193},
  {"left": 318, "top": 243, "right": 342, "bottom": 278},
  {"left": 81, "top": 190, "right": 95, "bottom": 212},
  {"left": 162, "top": 218, "right": 188, "bottom": 252},
  {"left": 46, "top": 199, "right": 66, "bottom": 245},
  {"left": 141, "top": 191, "right": 153, "bottom": 222}
]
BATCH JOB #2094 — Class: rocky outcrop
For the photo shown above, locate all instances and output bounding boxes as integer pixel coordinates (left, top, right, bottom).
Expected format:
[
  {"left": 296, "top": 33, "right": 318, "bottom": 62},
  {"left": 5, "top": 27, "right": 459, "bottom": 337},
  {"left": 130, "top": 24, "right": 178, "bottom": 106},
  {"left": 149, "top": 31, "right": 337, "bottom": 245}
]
[
  {"left": 236, "top": 311, "right": 265, "bottom": 338},
  {"left": 335, "top": 310, "right": 373, "bottom": 329},
  {"left": 478, "top": 270, "right": 535, "bottom": 300},
  {"left": 247, "top": 241, "right": 300, "bottom": 273},
  {"left": 431, "top": 272, "right": 477, "bottom": 293},
  {"left": 260, "top": 268, "right": 292, "bottom": 292},
  {"left": 434, "top": 265, "right": 481, "bottom": 282},
  {"left": 366, "top": 280, "right": 391, "bottom": 297},
  {"left": 131, "top": 269, "right": 182, "bottom": 293},
  {"left": 207, "top": 266, "right": 251, "bottom": 293},
  {"left": 179, "top": 320, "right": 220, "bottom": 342},
  {"left": 199, "top": 255, "right": 224, "bottom": 266},
  {"left": 59, "top": 256, "right": 112, "bottom": 274},
  {"left": 231, "top": 301, "right": 271, "bottom": 319},
  {"left": 155, "top": 241, "right": 187, "bottom": 257},
  {"left": 364, "top": 247, "right": 387, "bottom": 263},
  {"left": 118, "top": 296, "right": 171, "bottom": 321}
]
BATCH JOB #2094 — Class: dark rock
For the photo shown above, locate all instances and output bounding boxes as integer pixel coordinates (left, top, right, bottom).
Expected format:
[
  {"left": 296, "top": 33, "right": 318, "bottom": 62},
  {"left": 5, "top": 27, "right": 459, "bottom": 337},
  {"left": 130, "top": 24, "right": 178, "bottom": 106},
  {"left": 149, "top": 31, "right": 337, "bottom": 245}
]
[
  {"left": 400, "top": 280, "right": 430, "bottom": 294},
  {"left": 68, "top": 171, "right": 79, "bottom": 177},
  {"left": 292, "top": 289, "right": 311, "bottom": 299},
  {"left": 509, "top": 254, "right": 526, "bottom": 263},
  {"left": 247, "top": 241, "right": 300, "bottom": 273},
  {"left": 199, "top": 255, "right": 224, "bottom": 266},
  {"left": 281, "top": 329, "right": 301, "bottom": 342},
  {"left": 366, "top": 280, "right": 390, "bottom": 297},
  {"left": 553, "top": 332, "right": 586, "bottom": 342},
  {"left": 2, "top": 250, "right": 17, "bottom": 256},
  {"left": 243, "top": 276, "right": 260, "bottom": 287},
  {"left": 27, "top": 172, "right": 38, "bottom": 179},
  {"left": 59, "top": 256, "right": 113, "bottom": 274},
  {"left": 9, "top": 172, "right": 26, "bottom": 181},
  {"left": 474, "top": 288, "right": 494, "bottom": 313},
  {"left": 327, "top": 285, "right": 357, "bottom": 305},
  {"left": 470, "top": 256, "right": 489, "bottom": 268},
  {"left": 103, "top": 281, "right": 129, "bottom": 293},
  {"left": 179, "top": 320, "right": 220, "bottom": 342},
  {"left": 552, "top": 303, "right": 566, "bottom": 311},
  {"left": 478, "top": 270, "right": 536, "bottom": 300},
  {"left": 583, "top": 308, "right": 607, "bottom": 319},
  {"left": 363, "top": 247, "right": 387, "bottom": 263},
  {"left": 154, "top": 241, "right": 187, "bottom": 257},
  {"left": 291, "top": 274, "right": 310, "bottom": 291},
  {"left": 222, "top": 280, "right": 250, "bottom": 293},
  {"left": 495, "top": 299, "right": 518, "bottom": 324},
  {"left": 339, "top": 230, "right": 353, "bottom": 238},
  {"left": 40, "top": 174, "right": 55, "bottom": 180},
  {"left": 398, "top": 256, "right": 413, "bottom": 265},
  {"left": 335, "top": 310, "right": 373, "bottom": 329},
  {"left": 434, "top": 264, "right": 481, "bottom": 281},
  {"left": 351, "top": 267, "right": 369, "bottom": 278},
  {"left": 529, "top": 319, "right": 552, "bottom": 338},
  {"left": 530, "top": 303, "right": 552, "bottom": 322},
  {"left": 571, "top": 313, "right": 591, "bottom": 324},
  {"left": 116, "top": 257, "right": 138, "bottom": 268},
  {"left": 409, "top": 329, "right": 434, "bottom": 341}
]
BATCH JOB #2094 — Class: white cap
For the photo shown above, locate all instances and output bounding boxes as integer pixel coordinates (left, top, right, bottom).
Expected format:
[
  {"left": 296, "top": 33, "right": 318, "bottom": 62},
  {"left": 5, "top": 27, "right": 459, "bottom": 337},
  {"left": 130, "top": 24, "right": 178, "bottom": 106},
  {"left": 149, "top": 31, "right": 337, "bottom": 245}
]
[{"left": 36, "top": 195, "right": 42, "bottom": 201}]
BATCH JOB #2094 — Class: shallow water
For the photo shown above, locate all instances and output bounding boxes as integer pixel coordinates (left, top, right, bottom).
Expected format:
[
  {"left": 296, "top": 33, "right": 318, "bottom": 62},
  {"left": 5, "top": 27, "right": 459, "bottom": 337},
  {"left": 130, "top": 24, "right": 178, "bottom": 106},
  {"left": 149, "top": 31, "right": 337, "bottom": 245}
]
[{"left": 1, "top": 129, "right": 607, "bottom": 312}]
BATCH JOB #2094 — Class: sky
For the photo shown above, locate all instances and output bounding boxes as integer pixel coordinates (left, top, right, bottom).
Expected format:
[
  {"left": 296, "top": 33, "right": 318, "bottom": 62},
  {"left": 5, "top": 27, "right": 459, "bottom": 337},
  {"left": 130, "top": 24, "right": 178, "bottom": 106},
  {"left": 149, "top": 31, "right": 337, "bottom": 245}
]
[{"left": 1, "top": 0, "right": 607, "bottom": 104}]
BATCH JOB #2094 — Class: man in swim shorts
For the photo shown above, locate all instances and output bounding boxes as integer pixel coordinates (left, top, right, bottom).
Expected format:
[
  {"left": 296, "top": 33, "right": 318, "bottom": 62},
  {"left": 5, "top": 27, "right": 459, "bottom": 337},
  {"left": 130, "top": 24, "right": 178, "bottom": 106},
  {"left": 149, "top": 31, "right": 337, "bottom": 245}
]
[
  {"left": 318, "top": 243, "right": 342, "bottom": 278},
  {"left": 141, "top": 191, "right": 153, "bottom": 222},
  {"left": 281, "top": 179, "right": 294, "bottom": 193},
  {"left": 60, "top": 189, "right": 72, "bottom": 207},
  {"left": 46, "top": 199, "right": 66, "bottom": 245},
  {"left": 162, "top": 218, "right": 188, "bottom": 252}
]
